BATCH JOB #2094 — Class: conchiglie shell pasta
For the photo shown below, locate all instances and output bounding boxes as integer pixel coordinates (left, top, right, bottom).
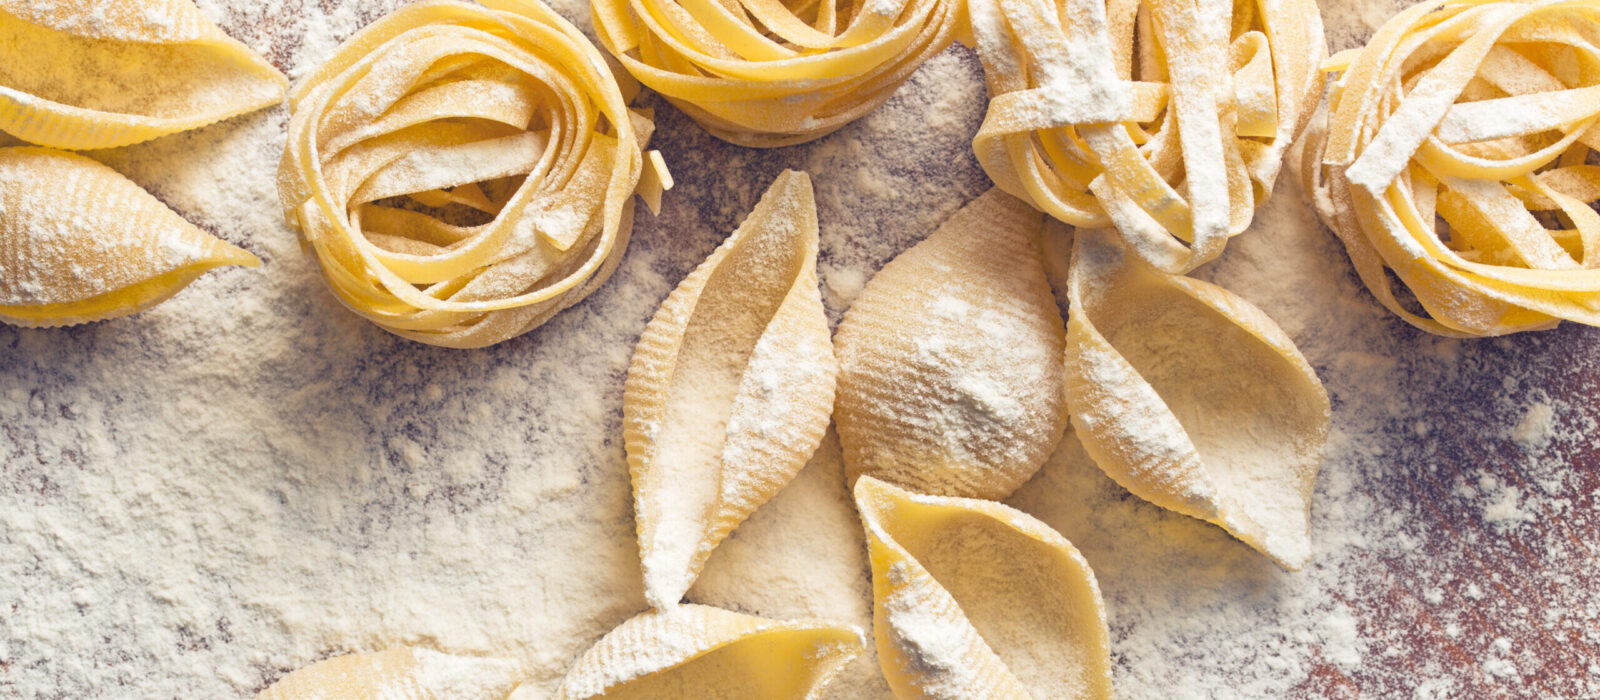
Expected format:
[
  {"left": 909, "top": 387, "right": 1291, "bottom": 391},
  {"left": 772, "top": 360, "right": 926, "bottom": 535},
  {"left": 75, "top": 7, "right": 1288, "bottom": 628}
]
[
  {"left": 0, "top": 147, "right": 260, "bottom": 328},
  {"left": 854, "top": 476, "right": 1114, "bottom": 700},
  {"left": 0, "top": 0, "right": 287, "bottom": 149},
  {"left": 834, "top": 188, "right": 1067, "bottom": 500},
  {"left": 969, "top": 0, "right": 1325, "bottom": 273},
  {"left": 556, "top": 604, "right": 864, "bottom": 699},
  {"left": 624, "top": 170, "right": 836, "bottom": 610},
  {"left": 281, "top": 0, "right": 671, "bottom": 348},
  {"left": 256, "top": 647, "right": 525, "bottom": 700},
  {"left": 1296, "top": 0, "right": 1600, "bottom": 337},
  {"left": 591, "top": 0, "right": 961, "bottom": 146},
  {"left": 1063, "top": 228, "right": 1330, "bottom": 569}
]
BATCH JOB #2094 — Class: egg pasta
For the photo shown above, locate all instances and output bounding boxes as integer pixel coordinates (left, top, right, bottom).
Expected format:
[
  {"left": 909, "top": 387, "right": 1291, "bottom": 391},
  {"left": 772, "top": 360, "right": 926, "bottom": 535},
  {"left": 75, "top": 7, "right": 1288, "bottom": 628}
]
[
  {"left": 280, "top": 0, "right": 672, "bottom": 348},
  {"left": 970, "top": 0, "right": 1324, "bottom": 273},
  {"left": 0, "top": 0, "right": 287, "bottom": 150},
  {"left": 1297, "top": 0, "right": 1600, "bottom": 336}
]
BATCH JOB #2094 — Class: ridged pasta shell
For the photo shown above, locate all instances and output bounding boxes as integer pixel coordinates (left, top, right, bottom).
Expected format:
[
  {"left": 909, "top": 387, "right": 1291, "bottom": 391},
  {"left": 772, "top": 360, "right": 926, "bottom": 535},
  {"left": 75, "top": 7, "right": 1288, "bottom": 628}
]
[
  {"left": 624, "top": 170, "right": 837, "bottom": 610},
  {"left": 1063, "top": 227, "right": 1330, "bottom": 569},
  {"left": 557, "top": 604, "right": 864, "bottom": 699},
  {"left": 834, "top": 188, "right": 1067, "bottom": 500},
  {"left": 1295, "top": 0, "right": 1600, "bottom": 337},
  {"left": 281, "top": 0, "right": 672, "bottom": 348},
  {"left": 969, "top": 0, "right": 1325, "bottom": 273},
  {"left": 0, "top": 147, "right": 260, "bottom": 328},
  {"left": 591, "top": 0, "right": 960, "bottom": 146},
  {"left": 854, "top": 476, "right": 1113, "bottom": 700},
  {"left": 256, "top": 647, "right": 525, "bottom": 700},
  {"left": 0, "top": 0, "right": 287, "bottom": 150}
]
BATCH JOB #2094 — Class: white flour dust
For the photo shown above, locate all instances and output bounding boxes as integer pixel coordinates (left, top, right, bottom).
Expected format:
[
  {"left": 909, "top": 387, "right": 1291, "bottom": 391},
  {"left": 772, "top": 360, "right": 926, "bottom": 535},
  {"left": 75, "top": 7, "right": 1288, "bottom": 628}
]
[{"left": 1, "top": 0, "right": 1598, "bottom": 698}]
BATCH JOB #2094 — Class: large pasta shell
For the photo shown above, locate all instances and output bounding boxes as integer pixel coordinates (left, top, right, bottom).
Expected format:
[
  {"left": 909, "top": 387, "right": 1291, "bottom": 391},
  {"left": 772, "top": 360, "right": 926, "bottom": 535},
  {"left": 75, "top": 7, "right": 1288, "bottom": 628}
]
[
  {"left": 0, "top": 147, "right": 260, "bottom": 327},
  {"left": 623, "top": 170, "right": 837, "bottom": 610},
  {"left": 1063, "top": 227, "right": 1330, "bottom": 569},
  {"left": 557, "top": 604, "right": 864, "bottom": 699},
  {"left": 0, "top": 0, "right": 287, "bottom": 149},
  {"left": 855, "top": 476, "right": 1113, "bottom": 700},
  {"left": 834, "top": 188, "right": 1067, "bottom": 500},
  {"left": 256, "top": 647, "right": 525, "bottom": 700}
]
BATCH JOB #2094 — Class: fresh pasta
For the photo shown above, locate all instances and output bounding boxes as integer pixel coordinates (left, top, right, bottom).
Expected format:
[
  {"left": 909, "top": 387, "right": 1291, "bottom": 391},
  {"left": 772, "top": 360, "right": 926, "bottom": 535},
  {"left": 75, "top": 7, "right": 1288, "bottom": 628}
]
[
  {"left": 970, "top": 0, "right": 1324, "bottom": 273},
  {"left": 256, "top": 647, "right": 525, "bottom": 700},
  {"left": 0, "top": 0, "right": 287, "bottom": 150},
  {"left": 1296, "top": 0, "right": 1600, "bottom": 337},
  {"left": 556, "top": 604, "right": 863, "bottom": 699},
  {"left": 1063, "top": 228, "right": 1329, "bottom": 569},
  {"left": 855, "top": 476, "right": 1114, "bottom": 700},
  {"left": 0, "top": 147, "right": 260, "bottom": 327},
  {"left": 591, "top": 0, "right": 960, "bottom": 146},
  {"left": 280, "top": 0, "right": 672, "bottom": 348},
  {"left": 834, "top": 188, "right": 1067, "bottom": 500},
  {"left": 623, "top": 171, "right": 837, "bottom": 610}
]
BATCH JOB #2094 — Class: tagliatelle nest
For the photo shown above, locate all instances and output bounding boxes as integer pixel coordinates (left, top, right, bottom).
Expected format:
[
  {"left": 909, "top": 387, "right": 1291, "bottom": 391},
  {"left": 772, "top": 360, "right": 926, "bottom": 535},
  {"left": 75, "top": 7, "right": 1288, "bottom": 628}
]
[
  {"left": 1298, "top": 0, "right": 1600, "bottom": 337},
  {"left": 971, "top": 0, "right": 1325, "bottom": 273},
  {"left": 590, "top": 0, "right": 961, "bottom": 147},
  {"left": 280, "top": 0, "right": 670, "bottom": 348}
]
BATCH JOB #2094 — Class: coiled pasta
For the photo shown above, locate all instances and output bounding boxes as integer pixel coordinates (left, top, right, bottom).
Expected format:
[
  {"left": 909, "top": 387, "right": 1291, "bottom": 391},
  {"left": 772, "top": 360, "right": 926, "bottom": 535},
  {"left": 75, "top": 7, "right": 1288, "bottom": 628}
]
[
  {"left": 280, "top": 0, "right": 671, "bottom": 348},
  {"left": 970, "top": 0, "right": 1324, "bottom": 273},
  {"left": 1297, "top": 0, "right": 1600, "bottom": 337},
  {"left": 591, "top": 0, "right": 961, "bottom": 146}
]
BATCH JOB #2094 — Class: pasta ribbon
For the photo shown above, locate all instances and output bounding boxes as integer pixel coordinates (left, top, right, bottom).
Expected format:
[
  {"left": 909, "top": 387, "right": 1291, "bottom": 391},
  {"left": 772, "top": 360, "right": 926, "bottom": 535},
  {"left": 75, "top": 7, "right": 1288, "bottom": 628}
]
[
  {"left": 1296, "top": 0, "right": 1600, "bottom": 336},
  {"left": 834, "top": 188, "right": 1067, "bottom": 500},
  {"left": 1063, "top": 228, "right": 1329, "bottom": 569},
  {"left": 970, "top": 0, "right": 1325, "bottom": 273},
  {"left": 0, "top": 147, "right": 260, "bottom": 327},
  {"left": 256, "top": 647, "right": 525, "bottom": 700},
  {"left": 556, "top": 604, "right": 864, "bottom": 699},
  {"left": 591, "top": 0, "right": 961, "bottom": 146},
  {"left": 0, "top": 0, "right": 287, "bottom": 149},
  {"left": 855, "top": 476, "right": 1114, "bottom": 700},
  {"left": 280, "top": 0, "right": 672, "bottom": 348},
  {"left": 624, "top": 171, "right": 836, "bottom": 610}
]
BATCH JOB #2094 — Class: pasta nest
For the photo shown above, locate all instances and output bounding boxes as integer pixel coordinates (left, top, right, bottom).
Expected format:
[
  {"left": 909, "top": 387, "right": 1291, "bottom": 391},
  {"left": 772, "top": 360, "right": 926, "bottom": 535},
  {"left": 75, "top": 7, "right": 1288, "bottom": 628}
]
[
  {"left": 280, "top": 0, "right": 671, "bottom": 348},
  {"left": 971, "top": 0, "right": 1325, "bottom": 273},
  {"left": 1298, "top": 0, "right": 1600, "bottom": 337},
  {"left": 591, "top": 0, "right": 961, "bottom": 147}
]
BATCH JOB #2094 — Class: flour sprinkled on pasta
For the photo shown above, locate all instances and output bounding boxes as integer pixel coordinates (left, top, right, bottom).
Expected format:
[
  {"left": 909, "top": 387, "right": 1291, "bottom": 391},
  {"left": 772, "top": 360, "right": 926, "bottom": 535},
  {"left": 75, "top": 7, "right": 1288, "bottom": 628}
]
[{"left": 1, "top": 0, "right": 1597, "bottom": 698}]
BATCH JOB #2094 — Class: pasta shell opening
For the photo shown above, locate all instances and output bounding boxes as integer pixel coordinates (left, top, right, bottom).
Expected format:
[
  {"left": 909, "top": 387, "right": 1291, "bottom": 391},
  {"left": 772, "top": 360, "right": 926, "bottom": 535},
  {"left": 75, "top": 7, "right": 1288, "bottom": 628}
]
[{"left": 1063, "top": 227, "right": 1330, "bottom": 569}]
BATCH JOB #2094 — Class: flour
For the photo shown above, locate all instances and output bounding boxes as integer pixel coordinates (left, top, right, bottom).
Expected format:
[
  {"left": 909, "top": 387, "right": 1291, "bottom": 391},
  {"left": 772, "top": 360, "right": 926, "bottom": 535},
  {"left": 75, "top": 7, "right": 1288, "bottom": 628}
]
[{"left": 2, "top": 0, "right": 1599, "bottom": 698}]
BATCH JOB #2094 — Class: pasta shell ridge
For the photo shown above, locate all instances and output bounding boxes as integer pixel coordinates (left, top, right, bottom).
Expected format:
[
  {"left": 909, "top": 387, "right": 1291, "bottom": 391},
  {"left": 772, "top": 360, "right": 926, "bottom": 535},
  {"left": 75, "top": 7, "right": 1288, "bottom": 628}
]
[
  {"left": 0, "top": 0, "right": 288, "bottom": 150},
  {"left": 623, "top": 170, "right": 837, "bottom": 610},
  {"left": 855, "top": 476, "right": 1114, "bottom": 700},
  {"left": 256, "top": 647, "right": 525, "bottom": 700},
  {"left": 834, "top": 187, "right": 1067, "bottom": 500},
  {"left": 556, "top": 604, "right": 864, "bottom": 700},
  {"left": 1062, "top": 227, "right": 1330, "bottom": 569},
  {"left": 0, "top": 147, "right": 259, "bottom": 328}
]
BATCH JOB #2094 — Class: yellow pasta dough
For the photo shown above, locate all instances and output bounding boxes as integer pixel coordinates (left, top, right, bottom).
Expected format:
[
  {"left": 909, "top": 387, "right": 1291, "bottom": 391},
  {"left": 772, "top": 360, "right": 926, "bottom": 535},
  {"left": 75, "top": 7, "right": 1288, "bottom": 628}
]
[
  {"left": 1062, "top": 228, "right": 1329, "bottom": 569},
  {"left": 970, "top": 0, "right": 1324, "bottom": 273},
  {"left": 591, "top": 0, "right": 960, "bottom": 146},
  {"left": 556, "top": 604, "right": 864, "bottom": 699},
  {"left": 1296, "top": 0, "right": 1600, "bottom": 337},
  {"left": 855, "top": 476, "right": 1114, "bottom": 700},
  {"left": 256, "top": 647, "right": 525, "bottom": 700},
  {"left": 280, "top": 0, "right": 672, "bottom": 348},
  {"left": 0, "top": 0, "right": 287, "bottom": 150},
  {"left": 624, "top": 170, "right": 837, "bottom": 610},
  {"left": 834, "top": 188, "right": 1067, "bottom": 500},
  {"left": 0, "top": 147, "right": 260, "bottom": 327}
]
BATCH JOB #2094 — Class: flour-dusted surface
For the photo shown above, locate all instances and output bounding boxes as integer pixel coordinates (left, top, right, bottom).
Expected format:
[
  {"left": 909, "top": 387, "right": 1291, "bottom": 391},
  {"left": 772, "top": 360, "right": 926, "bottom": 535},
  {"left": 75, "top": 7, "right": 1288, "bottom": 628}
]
[{"left": 0, "top": 0, "right": 1596, "bottom": 698}]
